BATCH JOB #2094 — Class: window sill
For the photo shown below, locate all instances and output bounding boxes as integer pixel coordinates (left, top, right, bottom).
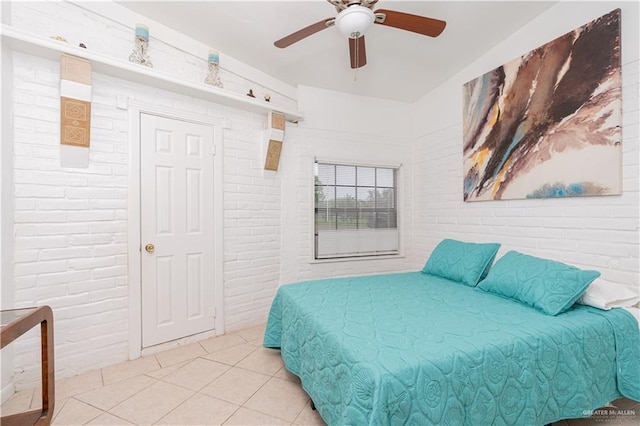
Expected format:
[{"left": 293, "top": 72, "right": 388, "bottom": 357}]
[{"left": 310, "top": 254, "right": 405, "bottom": 264}]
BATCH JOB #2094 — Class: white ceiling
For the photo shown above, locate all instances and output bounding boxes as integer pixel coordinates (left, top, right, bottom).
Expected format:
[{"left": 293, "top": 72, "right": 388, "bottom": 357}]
[{"left": 117, "top": 0, "right": 556, "bottom": 102}]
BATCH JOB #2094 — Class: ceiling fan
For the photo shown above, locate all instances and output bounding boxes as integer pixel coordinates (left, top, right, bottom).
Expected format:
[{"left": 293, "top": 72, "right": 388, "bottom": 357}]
[{"left": 274, "top": 0, "right": 446, "bottom": 69}]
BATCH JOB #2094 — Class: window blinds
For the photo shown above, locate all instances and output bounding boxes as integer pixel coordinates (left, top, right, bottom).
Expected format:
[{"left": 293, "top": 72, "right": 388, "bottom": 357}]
[{"left": 314, "top": 162, "right": 399, "bottom": 259}]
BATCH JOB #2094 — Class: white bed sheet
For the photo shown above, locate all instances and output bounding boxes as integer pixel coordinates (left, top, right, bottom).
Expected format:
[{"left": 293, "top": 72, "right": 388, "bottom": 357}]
[{"left": 578, "top": 279, "right": 640, "bottom": 311}]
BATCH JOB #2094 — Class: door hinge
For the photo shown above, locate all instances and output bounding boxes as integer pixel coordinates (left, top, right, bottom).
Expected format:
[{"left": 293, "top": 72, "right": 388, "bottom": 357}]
[{"left": 209, "top": 142, "right": 216, "bottom": 156}]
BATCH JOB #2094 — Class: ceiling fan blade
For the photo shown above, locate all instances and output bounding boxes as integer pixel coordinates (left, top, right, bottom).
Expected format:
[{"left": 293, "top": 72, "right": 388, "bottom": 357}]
[
  {"left": 374, "top": 9, "right": 446, "bottom": 37},
  {"left": 274, "top": 18, "right": 335, "bottom": 48},
  {"left": 349, "top": 36, "right": 367, "bottom": 69}
]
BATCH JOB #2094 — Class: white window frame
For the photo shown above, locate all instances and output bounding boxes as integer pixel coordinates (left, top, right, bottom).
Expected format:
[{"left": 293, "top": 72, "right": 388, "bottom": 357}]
[{"left": 312, "top": 159, "right": 402, "bottom": 262}]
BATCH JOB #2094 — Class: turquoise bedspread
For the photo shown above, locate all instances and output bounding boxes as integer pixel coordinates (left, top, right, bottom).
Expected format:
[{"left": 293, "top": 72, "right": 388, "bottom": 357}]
[{"left": 264, "top": 272, "right": 640, "bottom": 425}]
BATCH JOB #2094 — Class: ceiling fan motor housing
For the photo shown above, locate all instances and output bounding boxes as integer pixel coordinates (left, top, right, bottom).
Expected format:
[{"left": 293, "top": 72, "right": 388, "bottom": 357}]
[{"left": 335, "top": 5, "right": 375, "bottom": 38}]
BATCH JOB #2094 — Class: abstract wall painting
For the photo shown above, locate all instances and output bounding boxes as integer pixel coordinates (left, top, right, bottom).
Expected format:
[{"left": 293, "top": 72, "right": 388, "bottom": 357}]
[{"left": 462, "top": 9, "right": 622, "bottom": 202}]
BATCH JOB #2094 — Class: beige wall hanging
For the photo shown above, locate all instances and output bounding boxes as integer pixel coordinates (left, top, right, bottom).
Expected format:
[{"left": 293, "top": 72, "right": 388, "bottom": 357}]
[
  {"left": 60, "top": 54, "right": 92, "bottom": 168},
  {"left": 264, "top": 111, "right": 285, "bottom": 172}
]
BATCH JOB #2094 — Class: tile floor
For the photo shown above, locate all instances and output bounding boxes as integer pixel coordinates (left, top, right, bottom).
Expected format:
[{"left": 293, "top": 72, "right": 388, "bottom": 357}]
[{"left": 1, "top": 323, "right": 638, "bottom": 425}]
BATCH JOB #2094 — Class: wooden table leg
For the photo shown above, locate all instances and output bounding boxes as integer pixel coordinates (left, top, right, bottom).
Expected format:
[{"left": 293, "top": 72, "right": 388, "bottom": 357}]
[{"left": 1, "top": 306, "right": 55, "bottom": 426}]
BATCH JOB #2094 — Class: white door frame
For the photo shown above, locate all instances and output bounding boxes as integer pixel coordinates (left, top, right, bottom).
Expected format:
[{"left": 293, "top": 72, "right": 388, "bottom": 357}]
[{"left": 127, "top": 101, "right": 225, "bottom": 360}]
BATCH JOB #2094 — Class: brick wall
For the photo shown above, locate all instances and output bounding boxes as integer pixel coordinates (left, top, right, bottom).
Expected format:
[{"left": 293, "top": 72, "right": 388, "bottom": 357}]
[
  {"left": 3, "top": 0, "right": 412, "bottom": 391},
  {"left": 221, "top": 114, "right": 283, "bottom": 328},
  {"left": 1, "top": 33, "right": 16, "bottom": 405},
  {"left": 277, "top": 86, "right": 416, "bottom": 285},
  {"left": 278, "top": 126, "right": 415, "bottom": 285},
  {"left": 7, "top": 50, "right": 277, "bottom": 387},
  {"left": 3, "top": 0, "right": 296, "bottom": 391},
  {"left": 410, "top": 2, "right": 640, "bottom": 291}
]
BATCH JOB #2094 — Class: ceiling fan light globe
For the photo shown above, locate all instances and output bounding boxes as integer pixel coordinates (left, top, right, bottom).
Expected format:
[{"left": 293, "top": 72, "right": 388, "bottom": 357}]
[{"left": 335, "top": 5, "right": 374, "bottom": 38}]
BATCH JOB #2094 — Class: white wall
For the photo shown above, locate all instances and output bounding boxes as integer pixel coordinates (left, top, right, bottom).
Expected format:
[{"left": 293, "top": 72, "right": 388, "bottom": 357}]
[
  {"left": 1, "top": 0, "right": 16, "bottom": 403},
  {"left": 279, "top": 86, "right": 414, "bottom": 284},
  {"left": 1, "top": 0, "right": 295, "bottom": 390},
  {"left": 5, "top": 50, "right": 277, "bottom": 388},
  {"left": 410, "top": 1, "right": 640, "bottom": 291},
  {"left": 1, "top": 0, "right": 417, "bottom": 391}
]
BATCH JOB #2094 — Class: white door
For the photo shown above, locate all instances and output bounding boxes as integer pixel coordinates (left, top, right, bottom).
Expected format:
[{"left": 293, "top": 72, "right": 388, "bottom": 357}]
[{"left": 140, "top": 113, "right": 216, "bottom": 348}]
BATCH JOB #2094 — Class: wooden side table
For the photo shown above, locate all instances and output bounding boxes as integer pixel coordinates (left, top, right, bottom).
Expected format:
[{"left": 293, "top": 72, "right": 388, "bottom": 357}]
[{"left": 1, "top": 306, "right": 55, "bottom": 426}]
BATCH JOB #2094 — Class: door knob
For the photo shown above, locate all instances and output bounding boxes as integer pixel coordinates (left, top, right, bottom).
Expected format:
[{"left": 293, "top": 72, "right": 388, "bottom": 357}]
[{"left": 145, "top": 243, "right": 155, "bottom": 253}]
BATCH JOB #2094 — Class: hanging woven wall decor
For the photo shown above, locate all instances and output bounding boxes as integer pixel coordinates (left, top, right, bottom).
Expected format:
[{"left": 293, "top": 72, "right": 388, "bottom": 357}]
[
  {"left": 60, "top": 54, "right": 91, "bottom": 147},
  {"left": 60, "top": 54, "right": 92, "bottom": 167}
]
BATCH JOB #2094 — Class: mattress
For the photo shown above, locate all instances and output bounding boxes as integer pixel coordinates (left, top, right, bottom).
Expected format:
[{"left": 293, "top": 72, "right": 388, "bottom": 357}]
[{"left": 264, "top": 272, "right": 640, "bottom": 425}]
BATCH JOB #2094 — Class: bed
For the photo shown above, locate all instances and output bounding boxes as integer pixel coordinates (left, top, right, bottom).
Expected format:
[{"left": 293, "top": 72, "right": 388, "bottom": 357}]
[{"left": 263, "top": 241, "right": 640, "bottom": 425}]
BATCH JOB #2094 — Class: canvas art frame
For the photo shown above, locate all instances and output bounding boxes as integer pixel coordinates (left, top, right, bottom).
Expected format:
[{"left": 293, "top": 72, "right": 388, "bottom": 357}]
[{"left": 462, "top": 9, "right": 622, "bottom": 202}]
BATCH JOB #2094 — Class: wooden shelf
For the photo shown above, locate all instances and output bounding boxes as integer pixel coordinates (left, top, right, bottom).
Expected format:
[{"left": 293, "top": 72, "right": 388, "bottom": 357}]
[{"left": 1, "top": 25, "right": 303, "bottom": 122}]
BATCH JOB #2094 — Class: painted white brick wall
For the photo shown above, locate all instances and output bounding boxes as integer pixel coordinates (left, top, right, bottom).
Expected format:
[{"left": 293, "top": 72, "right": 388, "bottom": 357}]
[
  {"left": 410, "top": 2, "right": 640, "bottom": 291},
  {"left": 1, "top": 40, "right": 16, "bottom": 405},
  {"left": 11, "top": 53, "right": 130, "bottom": 387},
  {"left": 7, "top": 50, "right": 278, "bottom": 388},
  {"left": 278, "top": 126, "right": 415, "bottom": 285},
  {"left": 4, "top": 0, "right": 297, "bottom": 392},
  {"left": 8, "top": 54, "right": 418, "bottom": 388},
  {"left": 222, "top": 114, "right": 283, "bottom": 329},
  {"left": 277, "top": 86, "right": 416, "bottom": 284}
]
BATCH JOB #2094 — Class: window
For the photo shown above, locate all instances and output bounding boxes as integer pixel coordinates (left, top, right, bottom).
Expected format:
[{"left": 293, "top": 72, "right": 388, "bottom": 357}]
[{"left": 314, "top": 161, "right": 399, "bottom": 259}]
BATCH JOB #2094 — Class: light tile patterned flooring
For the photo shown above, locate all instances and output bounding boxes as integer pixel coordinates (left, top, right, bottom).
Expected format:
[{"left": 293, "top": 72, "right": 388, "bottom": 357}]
[
  {"left": 2, "top": 323, "right": 638, "bottom": 425},
  {"left": 2, "top": 325, "right": 323, "bottom": 425}
]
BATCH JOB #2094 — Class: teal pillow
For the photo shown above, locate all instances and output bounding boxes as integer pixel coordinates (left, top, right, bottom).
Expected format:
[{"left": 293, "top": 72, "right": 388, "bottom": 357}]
[
  {"left": 477, "top": 251, "right": 600, "bottom": 315},
  {"left": 422, "top": 239, "right": 501, "bottom": 287}
]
